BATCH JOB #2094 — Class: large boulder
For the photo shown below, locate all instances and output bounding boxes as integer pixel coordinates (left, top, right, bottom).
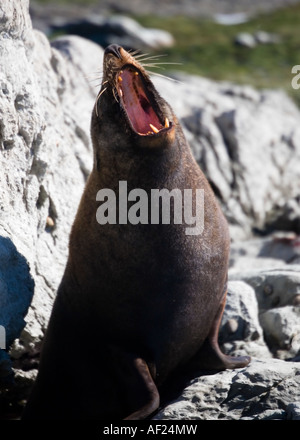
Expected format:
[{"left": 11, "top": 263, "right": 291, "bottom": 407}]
[
  {"left": 153, "top": 358, "right": 300, "bottom": 420},
  {"left": 152, "top": 75, "right": 300, "bottom": 241},
  {"left": 0, "top": 0, "right": 102, "bottom": 378},
  {"left": 50, "top": 15, "right": 174, "bottom": 51}
]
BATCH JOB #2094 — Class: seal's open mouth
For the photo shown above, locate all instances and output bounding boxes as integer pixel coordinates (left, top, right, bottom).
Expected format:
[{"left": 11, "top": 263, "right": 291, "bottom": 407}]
[{"left": 117, "top": 65, "right": 170, "bottom": 136}]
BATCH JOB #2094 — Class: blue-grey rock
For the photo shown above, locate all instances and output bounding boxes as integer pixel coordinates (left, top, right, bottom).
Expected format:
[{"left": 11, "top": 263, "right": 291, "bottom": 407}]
[{"left": 0, "top": 237, "right": 34, "bottom": 380}]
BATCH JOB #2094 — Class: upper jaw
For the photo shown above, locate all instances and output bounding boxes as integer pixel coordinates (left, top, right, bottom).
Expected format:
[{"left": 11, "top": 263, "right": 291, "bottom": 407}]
[{"left": 103, "top": 46, "right": 173, "bottom": 137}]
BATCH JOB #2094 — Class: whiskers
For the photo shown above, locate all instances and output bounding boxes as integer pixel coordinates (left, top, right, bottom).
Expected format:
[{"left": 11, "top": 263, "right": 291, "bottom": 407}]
[
  {"left": 95, "top": 83, "right": 108, "bottom": 117},
  {"left": 90, "top": 48, "right": 182, "bottom": 117},
  {"left": 128, "top": 49, "right": 182, "bottom": 83}
]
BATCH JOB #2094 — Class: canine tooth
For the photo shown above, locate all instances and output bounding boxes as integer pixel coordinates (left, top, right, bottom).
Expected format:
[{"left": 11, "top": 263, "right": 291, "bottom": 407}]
[
  {"left": 164, "top": 117, "right": 169, "bottom": 128},
  {"left": 134, "top": 71, "right": 139, "bottom": 76},
  {"left": 150, "top": 124, "right": 159, "bottom": 133},
  {"left": 119, "top": 88, "right": 123, "bottom": 97},
  {"left": 118, "top": 76, "right": 122, "bottom": 82}
]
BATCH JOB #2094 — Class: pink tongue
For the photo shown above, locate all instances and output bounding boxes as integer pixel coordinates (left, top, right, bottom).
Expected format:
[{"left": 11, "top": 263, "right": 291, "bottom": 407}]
[{"left": 121, "top": 70, "right": 162, "bottom": 134}]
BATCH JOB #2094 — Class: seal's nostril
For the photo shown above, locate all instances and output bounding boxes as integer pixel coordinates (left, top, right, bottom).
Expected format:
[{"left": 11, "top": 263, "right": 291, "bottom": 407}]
[{"left": 104, "top": 44, "right": 122, "bottom": 59}]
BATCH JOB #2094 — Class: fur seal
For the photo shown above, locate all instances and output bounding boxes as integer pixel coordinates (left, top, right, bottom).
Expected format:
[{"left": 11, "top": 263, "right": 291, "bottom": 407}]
[{"left": 23, "top": 44, "right": 250, "bottom": 420}]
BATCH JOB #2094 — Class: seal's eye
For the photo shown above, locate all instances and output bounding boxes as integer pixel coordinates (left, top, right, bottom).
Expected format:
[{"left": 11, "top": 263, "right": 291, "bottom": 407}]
[{"left": 117, "top": 67, "right": 170, "bottom": 136}]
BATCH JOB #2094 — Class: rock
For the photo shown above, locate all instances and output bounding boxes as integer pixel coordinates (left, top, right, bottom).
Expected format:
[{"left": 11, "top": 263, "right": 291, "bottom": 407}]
[
  {"left": 234, "top": 31, "right": 280, "bottom": 49},
  {"left": 229, "top": 259, "right": 300, "bottom": 359},
  {"left": 260, "top": 306, "right": 300, "bottom": 359},
  {"left": 265, "top": 197, "right": 300, "bottom": 233},
  {"left": 287, "top": 402, "right": 300, "bottom": 420},
  {"left": 254, "top": 31, "right": 281, "bottom": 45},
  {"left": 0, "top": 368, "right": 37, "bottom": 417},
  {"left": 234, "top": 32, "right": 257, "bottom": 48},
  {"left": 0, "top": 0, "right": 102, "bottom": 379},
  {"left": 220, "top": 281, "right": 271, "bottom": 359},
  {"left": 153, "top": 74, "right": 300, "bottom": 240},
  {"left": 229, "top": 266, "right": 300, "bottom": 310},
  {"left": 153, "top": 358, "right": 300, "bottom": 420},
  {"left": 50, "top": 15, "right": 174, "bottom": 51},
  {"left": 0, "top": 237, "right": 34, "bottom": 381},
  {"left": 214, "top": 13, "right": 249, "bottom": 25},
  {"left": 229, "top": 233, "right": 300, "bottom": 269}
]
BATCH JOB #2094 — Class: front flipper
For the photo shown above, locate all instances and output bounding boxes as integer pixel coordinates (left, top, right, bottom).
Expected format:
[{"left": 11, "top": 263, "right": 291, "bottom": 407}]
[{"left": 192, "top": 290, "right": 251, "bottom": 370}]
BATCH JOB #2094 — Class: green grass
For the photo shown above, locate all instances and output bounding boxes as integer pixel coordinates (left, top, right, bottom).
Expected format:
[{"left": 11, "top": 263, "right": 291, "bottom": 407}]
[{"left": 133, "top": 7, "right": 300, "bottom": 105}]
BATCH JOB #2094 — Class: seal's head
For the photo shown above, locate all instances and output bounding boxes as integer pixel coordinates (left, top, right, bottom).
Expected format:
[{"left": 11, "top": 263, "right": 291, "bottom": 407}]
[{"left": 91, "top": 44, "right": 177, "bottom": 154}]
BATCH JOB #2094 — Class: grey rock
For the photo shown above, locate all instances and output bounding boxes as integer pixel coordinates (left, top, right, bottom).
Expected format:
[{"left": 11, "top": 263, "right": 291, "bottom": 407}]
[
  {"left": 102, "top": 15, "right": 174, "bottom": 50},
  {"left": 153, "top": 74, "right": 300, "bottom": 241},
  {"left": 50, "top": 15, "right": 174, "bottom": 51},
  {"left": 214, "top": 13, "right": 249, "bottom": 25},
  {"left": 235, "top": 32, "right": 257, "bottom": 48},
  {"left": 154, "top": 358, "right": 300, "bottom": 420},
  {"left": 229, "top": 256, "right": 300, "bottom": 359},
  {"left": 220, "top": 281, "right": 271, "bottom": 359},
  {"left": 0, "top": 0, "right": 102, "bottom": 377},
  {"left": 265, "top": 197, "right": 300, "bottom": 233},
  {"left": 229, "top": 233, "right": 300, "bottom": 269},
  {"left": 260, "top": 306, "right": 300, "bottom": 359},
  {"left": 287, "top": 402, "right": 300, "bottom": 420},
  {"left": 229, "top": 266, "right": 300, "bottom": 310},
  {"left": 0, "top": 237, "right": 34, "bottom": 380},
  {"left": 254, "top": 31, "right": 281, "bottom": 44},
  {"left": 235, "top": 31, "right": 281, "bottom": 48}
]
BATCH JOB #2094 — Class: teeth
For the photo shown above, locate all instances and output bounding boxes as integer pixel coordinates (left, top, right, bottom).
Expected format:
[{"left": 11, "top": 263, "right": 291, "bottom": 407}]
[
  {"left": 164, "top": 117, "right": 169, "bottom": 128},
  {"left": 118, "top": 75, "right": 122, "bottom": 82},
  {"left": 119, "top": 88, "right": 123, "bottom": 97},
  {"left": 149, "top": 124, "right": 159, "bottom": 133},
  {"left": 134, "top": 71, "right": 139, "bottom": 76}
]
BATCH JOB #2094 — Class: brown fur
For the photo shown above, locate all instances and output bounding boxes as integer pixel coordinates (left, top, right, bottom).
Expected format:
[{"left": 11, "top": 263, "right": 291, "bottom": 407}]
[{"left": 22, "top": 45, "right": 250, "bottom": 420}]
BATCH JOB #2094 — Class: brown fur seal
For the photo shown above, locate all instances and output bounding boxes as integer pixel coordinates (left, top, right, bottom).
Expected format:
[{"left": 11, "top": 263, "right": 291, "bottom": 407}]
[{"left": 22, "top": 44, "right": 250, "bottom": 420}]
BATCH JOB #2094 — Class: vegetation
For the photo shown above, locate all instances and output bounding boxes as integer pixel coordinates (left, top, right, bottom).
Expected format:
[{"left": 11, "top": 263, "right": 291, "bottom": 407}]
[
  {"left": 134, "top": 7, "right": 300, "bottom": 105},
  {"left": 34, "top": 1, "right": 300, "bottom": 104}
]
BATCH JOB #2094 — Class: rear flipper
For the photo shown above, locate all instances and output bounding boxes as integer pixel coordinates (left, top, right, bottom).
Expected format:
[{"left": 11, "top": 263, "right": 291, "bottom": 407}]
[
  {"left": 191, "top": 290, "right": 251, "bottom": 370},
  {"left": 110, "top": 346, "right": 160, "bottom": 420}
]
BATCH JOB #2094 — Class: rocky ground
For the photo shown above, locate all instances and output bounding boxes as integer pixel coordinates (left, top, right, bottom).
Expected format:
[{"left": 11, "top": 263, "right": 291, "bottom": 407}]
[{"left": 0, "top": 0, "right": 300, "bottom": 420}]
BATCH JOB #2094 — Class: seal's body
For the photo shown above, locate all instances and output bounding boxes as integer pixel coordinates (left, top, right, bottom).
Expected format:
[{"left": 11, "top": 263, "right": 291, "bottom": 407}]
[{"left": 23, "top": 45, "right": 250, "bottom": 420}]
